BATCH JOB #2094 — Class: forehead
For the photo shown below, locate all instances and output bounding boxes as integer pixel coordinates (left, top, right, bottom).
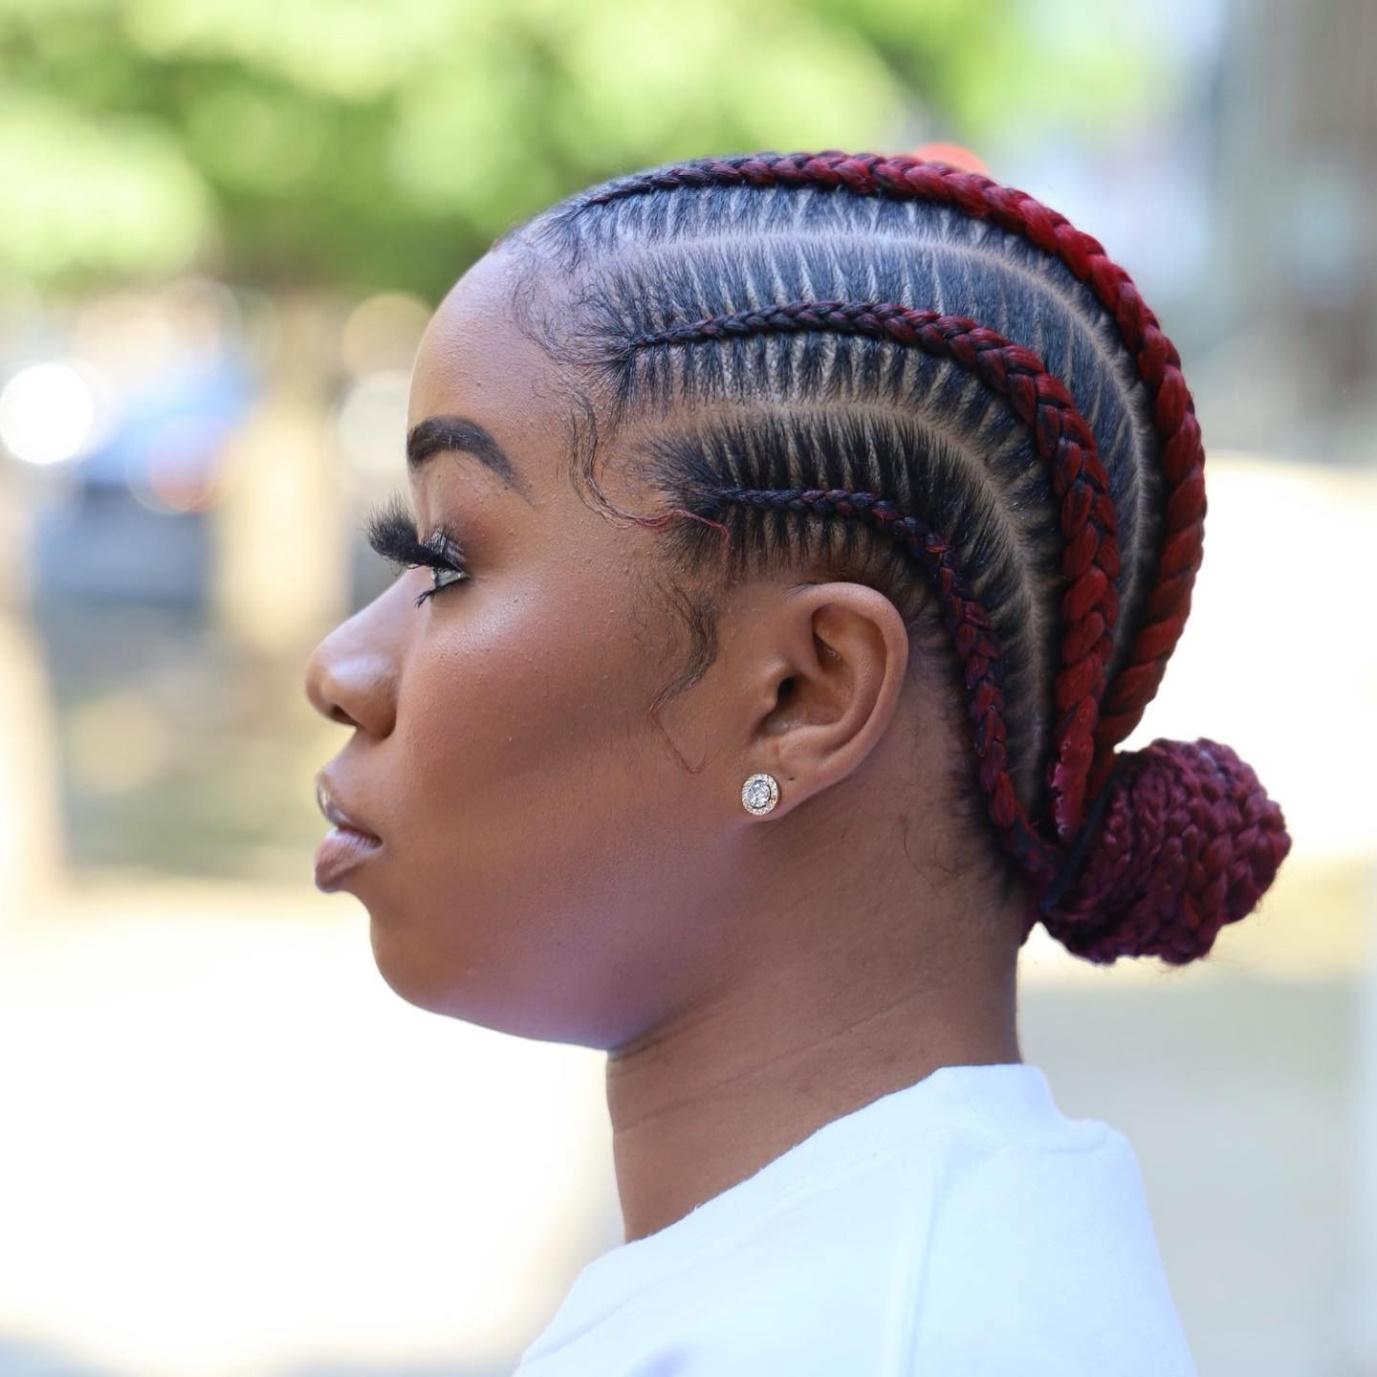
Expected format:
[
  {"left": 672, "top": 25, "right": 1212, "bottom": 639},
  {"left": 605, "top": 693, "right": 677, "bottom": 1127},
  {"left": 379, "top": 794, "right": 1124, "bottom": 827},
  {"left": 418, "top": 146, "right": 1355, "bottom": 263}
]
[{"left": 406, "top": 250, "right": 570, "bottom": 493}]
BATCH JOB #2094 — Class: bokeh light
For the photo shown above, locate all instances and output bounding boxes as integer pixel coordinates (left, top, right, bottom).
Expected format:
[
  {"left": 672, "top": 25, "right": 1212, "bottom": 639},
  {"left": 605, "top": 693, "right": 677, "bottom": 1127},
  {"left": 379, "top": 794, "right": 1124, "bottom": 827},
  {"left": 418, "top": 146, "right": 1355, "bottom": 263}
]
[
  {"left": 0, "top": 361, "right": 104, "bottom": 467},
  {"left": 335, "top": 369, "right": 411, "bottom": 486},
  {"left": 340, "top": 291, "right": 431, "bottom": 377}
]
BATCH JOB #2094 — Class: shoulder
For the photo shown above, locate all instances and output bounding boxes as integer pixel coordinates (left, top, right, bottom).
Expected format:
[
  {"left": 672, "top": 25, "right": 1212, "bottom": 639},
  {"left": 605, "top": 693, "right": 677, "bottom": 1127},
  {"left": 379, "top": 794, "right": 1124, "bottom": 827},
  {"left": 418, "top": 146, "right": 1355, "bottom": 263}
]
[{"left": 906, "top": 1123, "right": 1199, "bottom": 1375}]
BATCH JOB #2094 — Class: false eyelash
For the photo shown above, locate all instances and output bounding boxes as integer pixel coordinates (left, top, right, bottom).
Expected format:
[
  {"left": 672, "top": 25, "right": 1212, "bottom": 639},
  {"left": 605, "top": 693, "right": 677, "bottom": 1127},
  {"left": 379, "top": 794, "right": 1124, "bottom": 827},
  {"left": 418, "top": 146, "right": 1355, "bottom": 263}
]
[
  {"left": 365, "top": 494, "right": 469, "bottom": 604},
  {"left": 366, "top": 494, "right": 439, "bottom": 568}
]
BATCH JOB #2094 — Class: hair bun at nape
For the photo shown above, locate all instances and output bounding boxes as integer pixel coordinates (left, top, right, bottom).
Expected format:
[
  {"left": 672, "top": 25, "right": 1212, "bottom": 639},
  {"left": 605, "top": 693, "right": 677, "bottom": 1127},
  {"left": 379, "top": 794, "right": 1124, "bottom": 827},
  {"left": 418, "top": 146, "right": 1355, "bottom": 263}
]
[{"left": 1035, "top": 739, "right": 1291, "bottom": 966}]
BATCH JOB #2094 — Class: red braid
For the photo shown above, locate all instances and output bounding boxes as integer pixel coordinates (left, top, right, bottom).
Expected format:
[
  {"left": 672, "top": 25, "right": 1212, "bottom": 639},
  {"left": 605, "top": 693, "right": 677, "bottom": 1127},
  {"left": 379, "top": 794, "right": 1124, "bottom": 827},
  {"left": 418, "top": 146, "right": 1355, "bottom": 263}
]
[
  {"left": 1036, "top": 741, "right": 1291, "bottom": 964},
  {"left": 705, "top": 485, "right": 1057, "bottom": 884},
  {"left": 632, "top": 301, "right": 1119, "bottom": 842},
  {"left": 570, "top": 150, "right": 1290, "bottom": 964},
  {"left": 585, "top": 150, "right": 1202, "bottom": 795}
]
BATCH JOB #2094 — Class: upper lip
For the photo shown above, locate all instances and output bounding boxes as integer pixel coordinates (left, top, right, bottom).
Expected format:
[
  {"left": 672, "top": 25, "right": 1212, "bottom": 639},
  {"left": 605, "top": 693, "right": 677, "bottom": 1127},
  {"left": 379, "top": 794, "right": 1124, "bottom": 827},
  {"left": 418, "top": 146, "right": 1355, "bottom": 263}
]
[{"left": 314, "top": 772, "right": 382, "bottom": 841}]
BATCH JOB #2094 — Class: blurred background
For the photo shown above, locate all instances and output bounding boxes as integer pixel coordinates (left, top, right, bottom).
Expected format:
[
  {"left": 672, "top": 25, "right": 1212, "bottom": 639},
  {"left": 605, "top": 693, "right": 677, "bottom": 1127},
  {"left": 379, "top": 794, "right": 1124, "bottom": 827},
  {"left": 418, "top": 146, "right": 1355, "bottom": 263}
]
[{"left": 1, "top": 0, "right": 1375, "bottom": 1373}]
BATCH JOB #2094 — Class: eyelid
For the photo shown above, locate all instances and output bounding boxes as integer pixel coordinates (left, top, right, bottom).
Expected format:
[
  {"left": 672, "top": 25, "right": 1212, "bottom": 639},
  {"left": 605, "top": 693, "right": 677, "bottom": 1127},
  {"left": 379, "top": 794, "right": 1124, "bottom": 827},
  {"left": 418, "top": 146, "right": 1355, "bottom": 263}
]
[
  {"left": 365, "top": 495, "right": 467, "bottom": 573},
  {"left": 423, "top": 526, "right": 467, "bottom": 566}
]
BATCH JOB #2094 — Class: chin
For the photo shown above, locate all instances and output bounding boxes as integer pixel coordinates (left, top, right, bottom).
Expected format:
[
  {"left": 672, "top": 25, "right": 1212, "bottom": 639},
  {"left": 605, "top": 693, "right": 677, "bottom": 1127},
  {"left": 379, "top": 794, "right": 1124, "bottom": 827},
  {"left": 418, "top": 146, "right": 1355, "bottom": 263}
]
[
  {"left": 366, "top": 913, "right": 453, "bottom": 1013},
  {"left": 367, "top": 927, "right": 601, "bottom": 1046},
  {"left": 362, "top": 912, "right": 500, "bottom": 1030}
]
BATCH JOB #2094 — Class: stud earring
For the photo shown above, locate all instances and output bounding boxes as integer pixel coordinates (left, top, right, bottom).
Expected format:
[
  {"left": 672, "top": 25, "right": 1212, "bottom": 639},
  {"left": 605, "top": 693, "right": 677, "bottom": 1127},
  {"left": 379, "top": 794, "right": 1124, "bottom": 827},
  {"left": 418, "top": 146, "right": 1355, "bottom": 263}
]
[{"left": 741, "top": 772, "right": 780, "bottom": 816}]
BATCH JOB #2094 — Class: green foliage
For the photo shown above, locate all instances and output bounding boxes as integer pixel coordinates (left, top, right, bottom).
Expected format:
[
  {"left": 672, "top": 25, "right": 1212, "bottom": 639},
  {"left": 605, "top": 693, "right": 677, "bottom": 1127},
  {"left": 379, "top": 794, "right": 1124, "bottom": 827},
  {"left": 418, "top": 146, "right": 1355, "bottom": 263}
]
[{"left": 0, "top": 0, "right": 1159, "bottom": 298}]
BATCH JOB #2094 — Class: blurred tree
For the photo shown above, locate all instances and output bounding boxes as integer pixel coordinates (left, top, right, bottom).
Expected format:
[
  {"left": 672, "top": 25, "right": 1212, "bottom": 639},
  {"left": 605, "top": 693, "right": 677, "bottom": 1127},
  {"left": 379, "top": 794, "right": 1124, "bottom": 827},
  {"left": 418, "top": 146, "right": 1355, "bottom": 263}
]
[
  {"left": 0, "top": 0, "right": 1158, "bottom": 297},
  {"left": 0, "top": 0, "right": 1158, "bottom": 886}
]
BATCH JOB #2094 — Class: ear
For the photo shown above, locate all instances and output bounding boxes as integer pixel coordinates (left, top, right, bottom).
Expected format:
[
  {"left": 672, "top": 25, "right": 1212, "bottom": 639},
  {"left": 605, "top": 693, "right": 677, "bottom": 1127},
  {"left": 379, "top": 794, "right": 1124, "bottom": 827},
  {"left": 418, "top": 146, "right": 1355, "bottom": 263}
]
[{"left": 731, "top": 582, "right": 911, "bottom": 819}]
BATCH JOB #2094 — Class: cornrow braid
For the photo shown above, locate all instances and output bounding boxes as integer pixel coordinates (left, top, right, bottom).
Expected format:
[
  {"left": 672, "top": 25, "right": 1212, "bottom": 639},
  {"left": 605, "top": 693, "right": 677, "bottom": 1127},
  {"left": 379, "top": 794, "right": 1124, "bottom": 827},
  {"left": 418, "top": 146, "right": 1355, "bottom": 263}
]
[
  {"left": 566, "top": 150, "right": 1201, "bottom": 785},
  {"left": 711, "top": 483, "right": 1057, "bottom": 886},
  {"left": 503, "top": 149, "right": 1290, "bottom": 966},
  {"left": 630, "top": 301, "right": 1120, "bottom": 844}
]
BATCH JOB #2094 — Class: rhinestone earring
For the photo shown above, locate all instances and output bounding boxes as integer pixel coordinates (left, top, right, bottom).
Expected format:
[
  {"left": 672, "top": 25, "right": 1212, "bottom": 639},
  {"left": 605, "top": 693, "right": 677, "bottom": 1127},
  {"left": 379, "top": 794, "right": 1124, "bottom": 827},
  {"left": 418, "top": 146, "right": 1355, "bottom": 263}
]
[{"left": 741, "top": 772, "right": 780, "bottom": 816}]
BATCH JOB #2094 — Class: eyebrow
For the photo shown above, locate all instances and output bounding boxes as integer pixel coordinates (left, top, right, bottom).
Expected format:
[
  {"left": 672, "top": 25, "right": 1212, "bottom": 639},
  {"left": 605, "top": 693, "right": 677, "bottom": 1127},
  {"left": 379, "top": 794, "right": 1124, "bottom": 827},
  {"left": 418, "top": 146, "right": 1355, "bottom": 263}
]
[{"left": 406, "top": 414, "right": 535, "bottom": 504}]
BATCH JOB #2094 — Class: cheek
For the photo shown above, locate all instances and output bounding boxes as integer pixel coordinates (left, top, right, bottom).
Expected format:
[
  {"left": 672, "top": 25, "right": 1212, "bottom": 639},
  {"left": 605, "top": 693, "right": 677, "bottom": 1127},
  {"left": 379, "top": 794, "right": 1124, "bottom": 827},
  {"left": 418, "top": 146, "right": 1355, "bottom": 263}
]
[
  {"left": 364, "top": 584, "right": 712, "bottom": 1037},
  {"left": 402, "top": 582, "right": 646, "bottom": 830}
]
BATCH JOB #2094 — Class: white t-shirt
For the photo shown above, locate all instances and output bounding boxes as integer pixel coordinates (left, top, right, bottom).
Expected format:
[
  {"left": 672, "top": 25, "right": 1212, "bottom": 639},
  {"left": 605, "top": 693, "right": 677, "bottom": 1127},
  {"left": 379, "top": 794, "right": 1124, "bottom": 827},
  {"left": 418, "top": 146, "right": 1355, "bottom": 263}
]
[{"left": 513, "top": 1062, "right": 1198, "bottom": 1375}]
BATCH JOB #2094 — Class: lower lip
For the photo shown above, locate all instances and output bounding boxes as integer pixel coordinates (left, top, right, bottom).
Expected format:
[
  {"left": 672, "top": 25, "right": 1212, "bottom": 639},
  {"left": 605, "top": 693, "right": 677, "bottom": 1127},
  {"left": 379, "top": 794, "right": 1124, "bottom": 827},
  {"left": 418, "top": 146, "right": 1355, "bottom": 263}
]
[{"left": 314, "top": 826, "right": 383, "bottom": 891}]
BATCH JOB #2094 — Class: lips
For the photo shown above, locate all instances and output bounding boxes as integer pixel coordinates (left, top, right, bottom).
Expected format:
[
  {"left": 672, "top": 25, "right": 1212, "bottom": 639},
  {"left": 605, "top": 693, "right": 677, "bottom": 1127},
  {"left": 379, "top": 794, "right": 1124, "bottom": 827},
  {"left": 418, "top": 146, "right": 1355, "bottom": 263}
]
[
  {"left": 313, "top": 775, "right": 383, "bottom": 892},
  {"left": 314, "top": 776, "right": 381, "bottom": 839}
]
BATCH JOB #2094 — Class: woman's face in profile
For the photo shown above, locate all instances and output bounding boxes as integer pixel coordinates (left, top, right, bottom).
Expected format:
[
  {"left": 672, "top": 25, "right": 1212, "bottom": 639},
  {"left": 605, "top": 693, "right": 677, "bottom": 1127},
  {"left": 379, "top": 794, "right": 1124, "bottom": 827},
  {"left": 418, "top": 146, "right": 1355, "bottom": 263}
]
[{"left": 304, "top": 249, "right": 757, "bottom": 1048}]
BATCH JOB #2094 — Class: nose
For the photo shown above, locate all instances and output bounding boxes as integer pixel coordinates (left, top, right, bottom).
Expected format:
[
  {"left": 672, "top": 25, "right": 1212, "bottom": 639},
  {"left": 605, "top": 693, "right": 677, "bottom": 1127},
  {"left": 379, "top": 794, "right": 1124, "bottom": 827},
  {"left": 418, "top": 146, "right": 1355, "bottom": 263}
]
[{"left": 304, "top": 594, "right": 401, "bottom": 739}]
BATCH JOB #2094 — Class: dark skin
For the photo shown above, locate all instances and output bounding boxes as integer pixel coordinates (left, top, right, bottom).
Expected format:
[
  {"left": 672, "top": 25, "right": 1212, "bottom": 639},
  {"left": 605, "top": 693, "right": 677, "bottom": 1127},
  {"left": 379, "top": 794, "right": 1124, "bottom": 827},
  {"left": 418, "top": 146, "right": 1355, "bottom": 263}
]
[{"left": 305, "top": 247, "right": 1024, "bottom": 1245}]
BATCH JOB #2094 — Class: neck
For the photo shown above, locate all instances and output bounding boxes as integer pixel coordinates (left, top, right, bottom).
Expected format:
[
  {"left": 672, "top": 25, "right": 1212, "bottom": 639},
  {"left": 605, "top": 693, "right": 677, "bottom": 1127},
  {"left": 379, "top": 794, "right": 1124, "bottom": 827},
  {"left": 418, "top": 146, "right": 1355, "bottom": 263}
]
[{"left": 604, "top": 891, "right": 1021, "bottom": 1244}]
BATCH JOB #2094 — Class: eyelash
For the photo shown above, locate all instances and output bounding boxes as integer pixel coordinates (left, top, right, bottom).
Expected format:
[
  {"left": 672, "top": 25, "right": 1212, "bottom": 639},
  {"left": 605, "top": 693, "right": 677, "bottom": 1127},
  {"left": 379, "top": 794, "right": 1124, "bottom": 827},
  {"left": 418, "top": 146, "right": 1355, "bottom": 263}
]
[{"left": 365, "top": 495, "right": 471, "bottom": 607}]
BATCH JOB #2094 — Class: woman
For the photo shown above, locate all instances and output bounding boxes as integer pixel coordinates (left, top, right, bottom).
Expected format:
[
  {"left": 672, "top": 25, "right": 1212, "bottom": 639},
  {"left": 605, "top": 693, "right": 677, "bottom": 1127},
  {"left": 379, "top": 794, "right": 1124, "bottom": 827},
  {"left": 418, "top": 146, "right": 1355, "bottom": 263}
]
[{"left": 305, "top": 151, "right": 1289, "bottom": 1374}]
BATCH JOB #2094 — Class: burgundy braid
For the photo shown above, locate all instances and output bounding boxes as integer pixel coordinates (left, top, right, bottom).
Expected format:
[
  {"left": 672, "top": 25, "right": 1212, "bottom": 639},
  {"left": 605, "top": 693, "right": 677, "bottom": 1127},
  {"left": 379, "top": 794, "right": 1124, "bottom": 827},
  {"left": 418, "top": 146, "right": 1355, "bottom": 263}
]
[
  {"left": 632, "top": 300, "right": 1120, "bottom": 843},
  {"left": 1043, "top": 740, "right": 1291, "bottom": 964},
  {"left": 711, "top": 485, "right": 1057, "bottom": 886},
  {"left": 583, "top": 150, "right": 1205, "bottom": 798},
  {"left": 558, "top": 149, "right": 1291, "bottom": 964}
]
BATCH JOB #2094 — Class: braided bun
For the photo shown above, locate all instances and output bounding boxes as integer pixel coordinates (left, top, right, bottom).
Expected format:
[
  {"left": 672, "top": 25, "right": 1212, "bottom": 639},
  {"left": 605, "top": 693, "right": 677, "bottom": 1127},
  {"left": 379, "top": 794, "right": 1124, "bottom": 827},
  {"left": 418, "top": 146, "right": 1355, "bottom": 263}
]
[{"left": 1035, "top": 740, "right": 1291, "bottom": 965}]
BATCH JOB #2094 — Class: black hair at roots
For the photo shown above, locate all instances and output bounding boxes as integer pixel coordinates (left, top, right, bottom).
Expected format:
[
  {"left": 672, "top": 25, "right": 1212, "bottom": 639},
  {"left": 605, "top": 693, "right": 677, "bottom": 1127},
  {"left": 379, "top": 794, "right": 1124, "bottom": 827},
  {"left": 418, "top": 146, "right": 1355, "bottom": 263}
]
[{"left": 488, "top": 161, "right": 1161, "bottom": 893}]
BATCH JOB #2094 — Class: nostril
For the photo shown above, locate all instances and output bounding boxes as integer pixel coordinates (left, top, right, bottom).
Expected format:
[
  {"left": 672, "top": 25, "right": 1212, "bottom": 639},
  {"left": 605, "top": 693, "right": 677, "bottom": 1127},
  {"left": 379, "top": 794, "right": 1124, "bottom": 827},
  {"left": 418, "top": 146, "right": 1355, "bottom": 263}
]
[
  {"left": 305, "top": 635, "right": 396, "bottom": 740},
  {"left": 305, "top": 643, "right": 358, "bottom": 728}
]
